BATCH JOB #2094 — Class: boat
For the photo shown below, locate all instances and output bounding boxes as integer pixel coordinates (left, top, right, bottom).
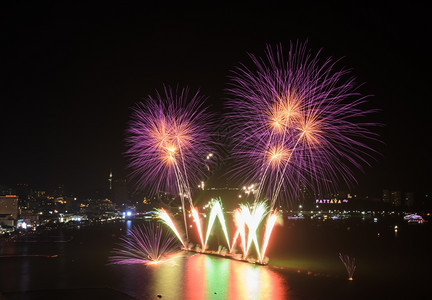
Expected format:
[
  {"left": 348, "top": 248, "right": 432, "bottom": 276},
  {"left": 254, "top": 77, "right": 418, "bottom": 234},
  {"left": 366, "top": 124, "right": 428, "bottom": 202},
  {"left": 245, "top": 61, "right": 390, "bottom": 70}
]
[{"left": 404, "top": 214, "right": 426, "bottom": 224}]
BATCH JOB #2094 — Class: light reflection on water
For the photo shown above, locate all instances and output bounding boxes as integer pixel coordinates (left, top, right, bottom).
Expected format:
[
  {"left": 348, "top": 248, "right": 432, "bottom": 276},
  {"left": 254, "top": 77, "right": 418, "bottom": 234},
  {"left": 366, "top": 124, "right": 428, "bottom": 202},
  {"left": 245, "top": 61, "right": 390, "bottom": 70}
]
[
  {"left": 126, "top": 220, "right": 133, "bottom": 234},
  {"left": 1, "top": 220, "right": 431, "bottom": 298},
  {"left": 134, "top": 253, "right": 288, "bottom": 299}
]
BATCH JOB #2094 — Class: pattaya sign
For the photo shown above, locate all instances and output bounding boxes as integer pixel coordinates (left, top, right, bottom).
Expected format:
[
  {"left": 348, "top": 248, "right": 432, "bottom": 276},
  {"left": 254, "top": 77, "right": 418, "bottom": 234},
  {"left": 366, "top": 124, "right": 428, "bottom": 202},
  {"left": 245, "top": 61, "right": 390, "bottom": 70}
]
[{"left": 315, "top": 199, "right": 348, "bottom": 204}]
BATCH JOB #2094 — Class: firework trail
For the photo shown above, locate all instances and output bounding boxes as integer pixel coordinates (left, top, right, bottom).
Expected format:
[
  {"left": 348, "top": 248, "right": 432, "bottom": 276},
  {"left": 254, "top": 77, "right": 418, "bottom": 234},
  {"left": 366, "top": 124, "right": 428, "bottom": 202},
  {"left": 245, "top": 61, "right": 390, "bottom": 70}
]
[
  {"left": 260, "top": 210, "right": 278, "bottom": 263},
  {"left": 230, "top": 201, "right": 268, "bottom": 260},
  {"left": 339, "top": 252, "right": 356, "bottom": 280},
  {"left": 155, "top": 208, "right": 186, "bottom": 248},
  {"left": 231, "top": 208, "right": 247, "bottom": 255},
  {"left": 226, "top": 41, "right": 378, "bottom": 209},
  {"left": 204, "top": 198, "right": 230, "bottom": 250},
  {"left": 191, "top": 206, "right": 205, "bottom": 249},
  {"left": 126, "top": 86, "right": 217, "bottom": 239},
  {"left": 109, "top": 223, "right": 180, "bottom": 265}
]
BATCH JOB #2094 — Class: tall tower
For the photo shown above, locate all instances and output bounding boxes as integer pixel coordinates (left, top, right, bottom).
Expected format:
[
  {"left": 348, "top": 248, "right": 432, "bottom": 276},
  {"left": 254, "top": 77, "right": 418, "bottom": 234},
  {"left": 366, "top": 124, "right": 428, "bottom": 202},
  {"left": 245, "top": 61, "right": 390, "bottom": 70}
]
[{"left": 109, "top": 171, "right": 113, "bottom": 190}]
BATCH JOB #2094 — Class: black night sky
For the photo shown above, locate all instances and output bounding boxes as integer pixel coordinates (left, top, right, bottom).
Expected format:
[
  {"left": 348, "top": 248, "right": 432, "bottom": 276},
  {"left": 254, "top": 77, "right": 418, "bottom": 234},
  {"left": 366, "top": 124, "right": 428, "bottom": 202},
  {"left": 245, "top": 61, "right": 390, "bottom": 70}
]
[{"left": 2, "top": 1, "right": 430, "bottom": 198}]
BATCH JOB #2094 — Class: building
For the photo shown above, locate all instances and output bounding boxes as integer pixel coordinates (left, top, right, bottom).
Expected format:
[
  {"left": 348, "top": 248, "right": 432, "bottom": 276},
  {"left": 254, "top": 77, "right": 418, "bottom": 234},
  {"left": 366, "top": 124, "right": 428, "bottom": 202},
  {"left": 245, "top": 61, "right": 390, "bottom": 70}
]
[
  {"left": 0, "top": 195, "right": 18, "bottom": 226},
  {"left": 382, "top": 189, "right": 390, "bottom": 204},
  {"left": 19, "top": 212, "right": 39, "bottom": 227},
  {"left": 15, "top": 183, "right": 31, "bottom": 207},
  {"left": 404, "top": 192, "right": 414, "bottom": 208},
  {"left": 391, "top": 191, "right": 402, "bottom": 207}
]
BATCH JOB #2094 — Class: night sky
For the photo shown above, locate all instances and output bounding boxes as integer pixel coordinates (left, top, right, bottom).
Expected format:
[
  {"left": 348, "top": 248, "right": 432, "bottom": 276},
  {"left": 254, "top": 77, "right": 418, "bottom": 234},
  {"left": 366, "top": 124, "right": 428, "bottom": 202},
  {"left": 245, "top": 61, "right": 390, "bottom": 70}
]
[{"left": 2, "top": 1, "right": 430, "bottom": 198}]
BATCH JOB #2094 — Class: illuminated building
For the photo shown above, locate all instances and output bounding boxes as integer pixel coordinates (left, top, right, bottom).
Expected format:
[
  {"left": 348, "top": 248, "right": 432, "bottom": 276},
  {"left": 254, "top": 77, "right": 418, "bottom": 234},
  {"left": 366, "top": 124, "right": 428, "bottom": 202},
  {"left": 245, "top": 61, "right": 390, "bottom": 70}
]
[
  {"left": 19, "top": 212, "right": 39, "bottom": 227},
  {"left": 0, "top": 195, "right": 18, "bottom": 226}
]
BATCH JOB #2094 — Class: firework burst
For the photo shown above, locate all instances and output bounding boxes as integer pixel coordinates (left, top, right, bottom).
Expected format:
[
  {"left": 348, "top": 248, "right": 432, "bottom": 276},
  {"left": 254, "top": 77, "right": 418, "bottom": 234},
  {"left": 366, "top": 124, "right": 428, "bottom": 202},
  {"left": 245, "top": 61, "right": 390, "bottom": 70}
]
[
  {"left": 226, "top": 41, "right": 378, "bottom": 209},
  {"left": 109, "top": 223, "right": 181, "bottom": 265},
  {"left": 126, "top": 86, "right": 216, "bottom": 198},
  {"left": 126, "top": 86, "right": 217, "bottom": 239}
]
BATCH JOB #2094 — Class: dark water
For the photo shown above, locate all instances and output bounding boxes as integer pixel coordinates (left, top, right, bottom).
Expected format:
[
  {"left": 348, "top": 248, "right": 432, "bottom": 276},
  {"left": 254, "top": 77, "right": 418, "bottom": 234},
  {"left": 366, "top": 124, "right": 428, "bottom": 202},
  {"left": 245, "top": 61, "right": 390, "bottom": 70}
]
[{"left": 0, "top": 216, "right": 430, "bottom": 299}]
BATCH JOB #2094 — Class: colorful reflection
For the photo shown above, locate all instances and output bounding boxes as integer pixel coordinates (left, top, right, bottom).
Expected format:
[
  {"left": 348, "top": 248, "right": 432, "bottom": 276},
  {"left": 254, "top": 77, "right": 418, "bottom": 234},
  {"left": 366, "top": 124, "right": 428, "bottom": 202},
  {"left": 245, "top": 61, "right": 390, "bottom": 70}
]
[
  {"left": 204, "top": 256, "right": 230, "bottom": 297},
  {"left": 228, "top": 256, "right": 286, "bottom": 299},
  {"left": 184, "top": 254, "right": 206, "bottom": 299},
  {"left": 150, "top": 253, "right": 288, "bottom": 299},
  {"left": 151, "top": 256, "right": 182, "bottom": 299}
]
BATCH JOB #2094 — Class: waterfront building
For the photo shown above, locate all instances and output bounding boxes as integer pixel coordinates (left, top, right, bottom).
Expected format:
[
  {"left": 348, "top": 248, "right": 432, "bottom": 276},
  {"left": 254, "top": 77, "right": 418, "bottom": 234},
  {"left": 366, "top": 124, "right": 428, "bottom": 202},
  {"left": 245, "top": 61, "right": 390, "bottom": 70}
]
[{"left": 0, "top": 195, "right": 18, "bottom": 226}]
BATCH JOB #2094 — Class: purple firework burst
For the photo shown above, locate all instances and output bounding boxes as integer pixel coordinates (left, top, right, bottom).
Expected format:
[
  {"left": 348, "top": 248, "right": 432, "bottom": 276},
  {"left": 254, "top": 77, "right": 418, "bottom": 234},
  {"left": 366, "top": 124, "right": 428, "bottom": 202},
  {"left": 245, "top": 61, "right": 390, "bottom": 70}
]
[
  {"left": 109, "top": 223, "right": 181, "bottom": 265},
  {"left": 226, "top": 42, "right": 379, "bottom": 208},
  {"left": 125, "top": 86, "right": 217, "bottom": 197}
]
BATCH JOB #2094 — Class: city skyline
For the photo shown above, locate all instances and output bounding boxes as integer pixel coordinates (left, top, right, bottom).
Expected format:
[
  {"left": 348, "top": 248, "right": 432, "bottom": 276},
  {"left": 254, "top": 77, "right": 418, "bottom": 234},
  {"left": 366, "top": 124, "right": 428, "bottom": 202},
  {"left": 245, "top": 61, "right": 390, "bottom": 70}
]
[{"left": 2, "top": 2, "right": 430, "bottom": 198}]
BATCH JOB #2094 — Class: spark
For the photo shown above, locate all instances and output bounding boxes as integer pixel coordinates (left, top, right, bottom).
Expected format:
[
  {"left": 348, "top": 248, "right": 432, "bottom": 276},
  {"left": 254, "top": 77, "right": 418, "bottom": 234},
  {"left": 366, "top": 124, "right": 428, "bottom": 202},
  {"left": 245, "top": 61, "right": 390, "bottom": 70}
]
[
  {"left": 155, "top": 208, "right": 185, "bottom": 248},
  {"left": 231, "top": 202, "right": 268, "bottom": 259},
  {"left": 204, "top": 198, "right": 231, "bottom": 250},
  {"left": 244, "top": 202, "right": 267, "bottom": 259},
  {"left": 191, "top": 206, "right": 205, "bottom": 250},
  {"left": 339, "top": 252, "right": 356, "bottom": 280},
  {"left": 267, "top": 145, "right": 290, "bottom": 166},
  {"left": 231, "top": 208, "right": 247, "bottom": 255},
  {"left": 260, "top": 211, "right": 278, "bottom": 263},
  {"left": 109, "top": 223, "right": 180, "bottom": 265}
]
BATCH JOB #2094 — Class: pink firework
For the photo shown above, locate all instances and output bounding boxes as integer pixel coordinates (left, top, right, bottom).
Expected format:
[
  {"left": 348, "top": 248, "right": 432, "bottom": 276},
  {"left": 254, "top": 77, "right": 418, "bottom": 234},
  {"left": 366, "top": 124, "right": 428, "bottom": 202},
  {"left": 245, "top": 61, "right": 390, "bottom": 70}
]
[
  {"left": 125, "top": 86, "right": 217, "bottom": 199},
  {"left": 226, "top": 41, "right": 378, "bottom": 209},
  {"left": 126, "top": 87, "right": 217, "bottom": 241}
]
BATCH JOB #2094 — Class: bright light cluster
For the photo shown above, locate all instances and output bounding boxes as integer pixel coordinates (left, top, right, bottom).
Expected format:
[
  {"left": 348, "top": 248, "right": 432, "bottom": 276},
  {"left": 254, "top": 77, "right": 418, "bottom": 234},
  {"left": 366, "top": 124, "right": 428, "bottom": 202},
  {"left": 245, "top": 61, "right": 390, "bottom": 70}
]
[{"left": 156, "top": 199, "right": 279, "bottom": 264}]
